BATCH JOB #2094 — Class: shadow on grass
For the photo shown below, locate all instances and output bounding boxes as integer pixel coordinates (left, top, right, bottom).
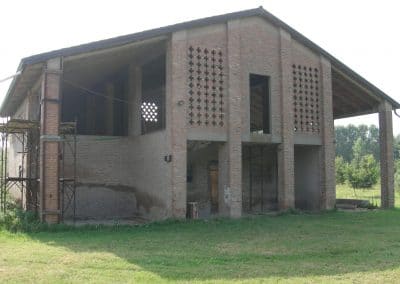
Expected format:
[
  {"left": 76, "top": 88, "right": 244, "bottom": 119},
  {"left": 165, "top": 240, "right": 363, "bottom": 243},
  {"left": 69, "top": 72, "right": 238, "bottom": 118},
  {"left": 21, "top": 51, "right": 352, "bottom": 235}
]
[{"left": 23, "top": 209, "right": 400, "bottom": 281}]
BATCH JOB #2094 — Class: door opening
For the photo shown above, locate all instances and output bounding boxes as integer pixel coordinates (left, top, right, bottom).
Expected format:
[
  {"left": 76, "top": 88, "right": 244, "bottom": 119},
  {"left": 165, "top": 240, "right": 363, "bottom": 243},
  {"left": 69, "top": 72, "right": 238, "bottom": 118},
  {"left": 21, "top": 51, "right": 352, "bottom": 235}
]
[{"left": 208, "top": 161, "right": 218, "bottom": 214}]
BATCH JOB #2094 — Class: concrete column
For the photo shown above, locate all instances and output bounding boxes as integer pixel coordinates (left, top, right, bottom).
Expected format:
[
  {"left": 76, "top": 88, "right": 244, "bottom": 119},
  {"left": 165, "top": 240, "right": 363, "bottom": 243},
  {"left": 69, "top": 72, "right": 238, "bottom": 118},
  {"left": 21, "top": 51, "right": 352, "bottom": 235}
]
[
  {"left": 105, "top": 82, "right": 114, "bottom": 135},
  {"left": 277, "top": 29, "right": 295, "bottom": 210},
  {"left": 379, "top": 100, "right": 394, "bottom": 208},
  {"left": 167, "top": 31, "right": 188, "bottom": 218},
  {"left": 218, "top": 20, "right": 242, "bottom": 218},
  {"left": 128, "top": 64, "right": 142, "bottom": 136},
  {"left": 39, "top": 57, "right": 62, "bottom": 223},
  {"left": 320, "top": 56, "right": 336, "bottom": 209}
]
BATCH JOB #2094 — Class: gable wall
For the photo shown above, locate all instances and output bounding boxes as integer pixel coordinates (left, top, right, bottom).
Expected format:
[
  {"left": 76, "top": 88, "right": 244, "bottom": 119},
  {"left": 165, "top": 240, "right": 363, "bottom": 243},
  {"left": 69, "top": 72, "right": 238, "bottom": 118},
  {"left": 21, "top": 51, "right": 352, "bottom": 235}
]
[
  {"left": 238, "top": 17, "right": 281, "bottom": 141},
  {"left": 182, "top": 16, "right": 331, "bottom": 144}
]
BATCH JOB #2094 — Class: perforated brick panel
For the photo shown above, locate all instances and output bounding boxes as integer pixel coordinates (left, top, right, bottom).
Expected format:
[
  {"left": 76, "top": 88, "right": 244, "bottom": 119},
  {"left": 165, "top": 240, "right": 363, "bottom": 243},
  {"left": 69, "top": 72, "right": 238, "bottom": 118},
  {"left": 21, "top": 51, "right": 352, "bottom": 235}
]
[
  {"left": 188, "top": 46, "right": 225, "bottom": 127},
  {"left": 292, "top": 64, "right": 321, "bottom": 133},
  {"left": 141, "top": 102, "right": 159, "bottom": 122}
]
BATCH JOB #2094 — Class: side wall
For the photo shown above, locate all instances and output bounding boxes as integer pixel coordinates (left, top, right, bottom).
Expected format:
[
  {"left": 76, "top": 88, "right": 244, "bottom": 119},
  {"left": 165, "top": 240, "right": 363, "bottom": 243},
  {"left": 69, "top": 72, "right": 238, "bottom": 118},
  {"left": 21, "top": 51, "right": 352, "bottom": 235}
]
[{"left": 63, "top": 132, "right": 170, "bottom": 220}]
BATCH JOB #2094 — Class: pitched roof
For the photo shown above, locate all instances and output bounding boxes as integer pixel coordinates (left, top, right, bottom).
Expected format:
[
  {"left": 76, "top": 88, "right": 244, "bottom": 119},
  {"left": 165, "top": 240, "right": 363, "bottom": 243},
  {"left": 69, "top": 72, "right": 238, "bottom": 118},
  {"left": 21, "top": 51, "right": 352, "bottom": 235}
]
[{"left": 2, "top": 6, "right": 399, "bottom": 115}]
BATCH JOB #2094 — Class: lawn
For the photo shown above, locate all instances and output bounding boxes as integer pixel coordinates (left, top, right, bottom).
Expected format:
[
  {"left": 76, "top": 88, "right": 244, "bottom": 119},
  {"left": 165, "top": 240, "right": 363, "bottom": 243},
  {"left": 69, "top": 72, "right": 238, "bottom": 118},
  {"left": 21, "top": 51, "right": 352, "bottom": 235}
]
[
  {"left": 336, "top": 183, "right": 400, "bottom": 207},
  {"left": 2, "top": 210, "right": 400, "bottom": 283}
]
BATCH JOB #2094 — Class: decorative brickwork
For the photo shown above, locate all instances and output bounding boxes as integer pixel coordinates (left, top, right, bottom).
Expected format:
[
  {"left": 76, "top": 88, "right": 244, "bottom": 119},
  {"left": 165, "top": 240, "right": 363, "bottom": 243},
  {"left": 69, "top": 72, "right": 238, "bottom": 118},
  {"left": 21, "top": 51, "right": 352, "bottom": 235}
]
[
  {"left": 188, "top": 46, "right": 225, "bottom": 127},
  {"left": 292, "top": 64, "right": 321, "bottom": 133},
  {"left": 141, "top": 102, "right": 158, "bottom": 122}
]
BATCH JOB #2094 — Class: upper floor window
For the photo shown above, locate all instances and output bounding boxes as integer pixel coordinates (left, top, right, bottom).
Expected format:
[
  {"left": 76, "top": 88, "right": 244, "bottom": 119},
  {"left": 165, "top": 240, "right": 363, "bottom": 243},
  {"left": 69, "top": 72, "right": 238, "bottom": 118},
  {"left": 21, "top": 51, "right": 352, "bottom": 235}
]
[{"left": 250, "top": 74, "right": 270, "bottom": 134}]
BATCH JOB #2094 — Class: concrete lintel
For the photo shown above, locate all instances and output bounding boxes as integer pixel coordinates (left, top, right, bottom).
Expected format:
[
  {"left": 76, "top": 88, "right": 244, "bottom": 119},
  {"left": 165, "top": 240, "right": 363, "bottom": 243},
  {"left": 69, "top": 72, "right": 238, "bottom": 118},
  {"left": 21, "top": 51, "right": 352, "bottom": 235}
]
[
  {"left": 187, "top": 131, "right": 227, "bottom": 142},
  {"left": 40, "top": 135, "right": 62, "bottom": 142},
  {"left": 244, "top": 133, "right": 281, "bottom": 144},
  {"left": 46, "top": 57, "right": 63, "bottom": 70},
  {"left": 294, "top": 134, "right": 322, "bottom": 146}
]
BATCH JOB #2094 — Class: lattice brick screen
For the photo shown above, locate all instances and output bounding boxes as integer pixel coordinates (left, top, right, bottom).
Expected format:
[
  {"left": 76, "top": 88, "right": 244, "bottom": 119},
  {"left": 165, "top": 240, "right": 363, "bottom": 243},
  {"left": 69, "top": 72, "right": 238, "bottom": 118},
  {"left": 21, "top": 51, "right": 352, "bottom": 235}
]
[
  {"left": 188, "top": 46, "right": 225, "bottom": 127},
  {"left": 292, "top": 64, "right": 321, "bottom": 133}
]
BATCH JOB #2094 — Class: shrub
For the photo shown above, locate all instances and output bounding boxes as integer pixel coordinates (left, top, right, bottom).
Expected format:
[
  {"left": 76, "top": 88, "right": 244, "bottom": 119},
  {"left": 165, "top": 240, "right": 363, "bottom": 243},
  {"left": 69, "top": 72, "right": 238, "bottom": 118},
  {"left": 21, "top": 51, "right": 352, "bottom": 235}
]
[
  {"left": 347, "top": 154, "right": 379, "bottom": 189},
  {"left": 335, "top": 156, "right": 348, "bottom": 184},
  {"left": 395, "top": 160, "right": 400, "bottom": 192},
  {"left": 0, "top": 208, "right": 42, "bottom": 232}
]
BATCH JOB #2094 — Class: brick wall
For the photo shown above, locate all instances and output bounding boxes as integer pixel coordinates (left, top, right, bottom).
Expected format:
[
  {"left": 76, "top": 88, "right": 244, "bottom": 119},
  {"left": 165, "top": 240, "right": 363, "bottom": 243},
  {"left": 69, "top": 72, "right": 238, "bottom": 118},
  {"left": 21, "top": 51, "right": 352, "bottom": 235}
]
[{"left": 62, "top": 131, "right": 170, "bottom": 220}]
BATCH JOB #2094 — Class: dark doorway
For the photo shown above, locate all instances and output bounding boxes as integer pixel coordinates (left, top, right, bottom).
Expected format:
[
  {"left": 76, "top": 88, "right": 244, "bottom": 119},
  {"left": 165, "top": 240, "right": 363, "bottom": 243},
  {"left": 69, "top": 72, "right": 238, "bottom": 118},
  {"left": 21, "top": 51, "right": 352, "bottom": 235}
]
[
  {"left": 242, "top": 145, "right": 278, "bottom": 212},
  {"left": 208, "top": 162, "right": 219, "bottom": 214}
]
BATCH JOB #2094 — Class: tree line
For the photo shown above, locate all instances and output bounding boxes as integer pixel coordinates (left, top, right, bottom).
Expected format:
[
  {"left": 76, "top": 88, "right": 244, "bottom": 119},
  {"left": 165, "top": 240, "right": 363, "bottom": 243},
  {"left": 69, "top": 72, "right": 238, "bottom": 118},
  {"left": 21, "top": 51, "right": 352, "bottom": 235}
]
[{"left": 335, "top": 125, "right": 400, "bottom": 189}]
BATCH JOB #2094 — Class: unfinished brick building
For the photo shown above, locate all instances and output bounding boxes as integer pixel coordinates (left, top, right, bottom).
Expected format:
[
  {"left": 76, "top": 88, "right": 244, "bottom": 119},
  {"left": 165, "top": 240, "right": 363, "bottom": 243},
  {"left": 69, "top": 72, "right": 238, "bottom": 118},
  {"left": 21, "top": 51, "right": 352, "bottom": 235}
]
[{"left": 0, "top": 7, "right": 398, "bottom": 223}]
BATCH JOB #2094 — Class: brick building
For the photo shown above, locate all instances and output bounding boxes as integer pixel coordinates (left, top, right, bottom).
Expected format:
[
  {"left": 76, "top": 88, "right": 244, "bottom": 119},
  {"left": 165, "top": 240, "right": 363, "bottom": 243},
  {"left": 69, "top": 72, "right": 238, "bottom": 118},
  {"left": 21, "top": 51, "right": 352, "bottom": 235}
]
[{"left": 0, "top": 7, "right": 398, "bottom": 223}]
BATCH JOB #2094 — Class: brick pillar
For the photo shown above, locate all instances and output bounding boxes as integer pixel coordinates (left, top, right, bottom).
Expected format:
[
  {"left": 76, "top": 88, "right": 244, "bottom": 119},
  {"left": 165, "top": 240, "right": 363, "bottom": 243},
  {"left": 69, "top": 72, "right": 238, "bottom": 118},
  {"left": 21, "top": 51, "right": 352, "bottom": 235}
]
[
  {"left": 319, "top": 57, "right": 336, "bottom": 209},
  {"left": 39, "top": 57, "right": 62, "bottom": 223},
  {"left": 167, "top": 31, "right": 188, "bottom": 218},
  {"left": 277, "top": 29, "right": 295, "bottom": 210},
  {"left": 379, "top": 101, "right": 394, "bottom": 208},
  {"left": 218, "top": 20, "right": 242, "bottom": 218}
]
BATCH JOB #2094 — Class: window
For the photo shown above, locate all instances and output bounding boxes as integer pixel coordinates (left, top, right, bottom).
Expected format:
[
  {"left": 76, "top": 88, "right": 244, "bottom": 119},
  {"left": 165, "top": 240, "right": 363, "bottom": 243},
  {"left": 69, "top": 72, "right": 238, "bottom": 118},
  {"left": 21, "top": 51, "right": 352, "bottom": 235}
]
[
  {"left": 250, "top": 74, "right": 270, "bottom": 134},
  {"left": 141, "top": 55, "right": 166, "bottom": 134}
]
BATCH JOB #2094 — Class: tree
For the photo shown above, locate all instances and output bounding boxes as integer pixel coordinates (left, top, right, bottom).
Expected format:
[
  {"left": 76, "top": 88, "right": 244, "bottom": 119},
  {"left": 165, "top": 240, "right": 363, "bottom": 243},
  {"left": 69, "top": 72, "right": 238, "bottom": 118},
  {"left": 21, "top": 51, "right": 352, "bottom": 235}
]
[
  {"left": 335, "top": 156, "right": 348, "bottom": 184},
  {"left": 394, "top": 135, "right": 400, "bottom": 160},
  {"left": 347, "top": 154, "right": 379, "bottom": 189},
  {"left": 395, "top": 160, "right": 400, "bottom": 191},
  {"left": 335, "top": 124, "right": 380, "bottom": 163}
]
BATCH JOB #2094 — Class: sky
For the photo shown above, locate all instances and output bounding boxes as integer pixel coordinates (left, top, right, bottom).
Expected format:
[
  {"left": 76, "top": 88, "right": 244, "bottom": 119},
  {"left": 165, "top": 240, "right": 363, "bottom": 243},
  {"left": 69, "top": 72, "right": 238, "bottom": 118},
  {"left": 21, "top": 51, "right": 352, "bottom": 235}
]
[{"left": 0, "top": 0, "right": 399, "bottom": 134}]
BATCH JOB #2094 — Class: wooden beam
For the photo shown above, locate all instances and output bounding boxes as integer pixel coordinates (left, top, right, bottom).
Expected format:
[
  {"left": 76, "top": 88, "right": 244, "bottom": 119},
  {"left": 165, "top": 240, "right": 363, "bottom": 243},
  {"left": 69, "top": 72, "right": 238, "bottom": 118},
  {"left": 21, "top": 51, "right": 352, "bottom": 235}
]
[{"left": 332, "top": 76, "right": 377, "bottom": 109}]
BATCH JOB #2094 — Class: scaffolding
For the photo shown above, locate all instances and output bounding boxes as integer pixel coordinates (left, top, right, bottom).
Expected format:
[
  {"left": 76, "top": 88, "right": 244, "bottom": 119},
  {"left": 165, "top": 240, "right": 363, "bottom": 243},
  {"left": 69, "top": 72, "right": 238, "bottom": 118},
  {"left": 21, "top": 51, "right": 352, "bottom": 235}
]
[
  {"left": 59, "top": 121, "right": 77, "bottom": 222},
  {"left": 0, "top": 118, "right": 77, "bottom": 222},
  {"left": 0, "top": 119, "right": 39, "bottom": 213}
]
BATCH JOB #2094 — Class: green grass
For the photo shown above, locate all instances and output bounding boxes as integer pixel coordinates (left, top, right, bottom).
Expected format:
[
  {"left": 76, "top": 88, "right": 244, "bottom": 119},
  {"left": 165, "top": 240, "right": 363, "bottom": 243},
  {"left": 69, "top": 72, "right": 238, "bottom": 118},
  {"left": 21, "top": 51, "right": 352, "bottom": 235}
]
[
  {"left": 2, "top": 210, "right": 400, "bottom": 283},
  {"left": 336, "top": 183, "right": 400, "bottom": 207}
]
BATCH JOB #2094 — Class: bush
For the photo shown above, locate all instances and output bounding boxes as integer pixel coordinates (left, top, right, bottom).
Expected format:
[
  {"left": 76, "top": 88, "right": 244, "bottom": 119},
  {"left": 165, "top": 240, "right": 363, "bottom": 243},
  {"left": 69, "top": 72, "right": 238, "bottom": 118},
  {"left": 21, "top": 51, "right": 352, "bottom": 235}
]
[
  {"left": 0, "top": 209, "right": 42, "bottom": 232},
  {"left": 395, "top": 160, "right": 400, "bottom": 192},
  {"left": 335, "top": 156, "right": 348, "bottom": 184},
  {"left": 347, "top": 154, "right": 379, "bottom": 189}
]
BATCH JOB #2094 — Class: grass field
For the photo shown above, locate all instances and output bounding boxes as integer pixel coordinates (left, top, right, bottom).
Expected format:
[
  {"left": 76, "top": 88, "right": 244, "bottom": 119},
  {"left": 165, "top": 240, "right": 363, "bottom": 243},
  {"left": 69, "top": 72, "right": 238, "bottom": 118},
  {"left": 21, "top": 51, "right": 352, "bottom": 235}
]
[
  {"left": 336, "top": 183, "right": 400, "bottom": 207},
  {"left": 2, "top": 210, "right": 400, "bottom": 283}
]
